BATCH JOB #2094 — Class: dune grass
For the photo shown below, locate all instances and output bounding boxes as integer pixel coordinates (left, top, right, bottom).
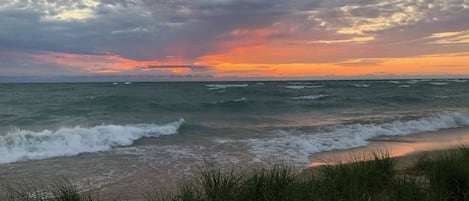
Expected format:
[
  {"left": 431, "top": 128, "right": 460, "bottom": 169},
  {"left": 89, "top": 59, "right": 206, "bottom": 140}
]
[
  {"left": 0, "top": 181, "right": 98, "bottom": 201},
  {"left": 154, "top": 148, "right": 469, "bottom": 201},
  {"left": 3, "top": 147, "right": 469, "bottom": 201},
  {"left": 411, "top": 147, "right": 469, "bottom": 201}
]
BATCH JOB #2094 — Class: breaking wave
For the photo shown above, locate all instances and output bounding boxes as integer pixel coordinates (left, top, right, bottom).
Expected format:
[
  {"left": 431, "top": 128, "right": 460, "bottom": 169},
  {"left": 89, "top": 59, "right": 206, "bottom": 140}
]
[
  {"left": 0, "top": 119, "right": 185, "bottom": 164},
  {"left": 291, "top": 95, "right": 328, "bottom": 100},
  {"left": 430, "top": 82, "right": 449, "bottom": 86},
  {"left": 285, "top": 85, "right": 323, "bottom": 89},
  {"left": 247, "top": 112, "right": 469, "bottom": 163},
  {"left": 206, "top": 84, "right": 248, "bottom": 90},
  {"left": 351, "top": 84, "right": 370, "bottom": 88}
]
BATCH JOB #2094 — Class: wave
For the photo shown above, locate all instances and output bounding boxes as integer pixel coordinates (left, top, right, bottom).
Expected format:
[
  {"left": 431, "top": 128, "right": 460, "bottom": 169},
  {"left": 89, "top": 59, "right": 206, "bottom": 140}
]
[
  {"left": 430, "top": 82, "right": 448, "bottom": 86},
  {"left": 0, "top": 119, "right": 185, "bottom": 164},
  {"left": 387, "top": 81, "right": 401, "bottom": 84},
  {"left": 406, "top": 80, "right": 419, "bottom": 84},
  {"left": 206, "top": 84, "right": 248, "bottom": 90},
  {"left": 209, "top": 97, "right": 247, "bottom": 105},
  {"left": 351, "top": 84, "right": 370, "bottom": 88},
  {"left": 285, "top": 85, "right": 323, "bottom": 89},
  {"left": 233, "top": 97, "right": 247, "bottom": 102},
  {"left": 398, "top": 85, "right": 411, "bottom": 88},
  {"left": 247, "top": 112, "right": 469, "bottom": 163},
  {"left": 288, "top": 82, "right": 313, "bottom": 85},
  {"left": 291, "top": 95, "right": 328, "bottom": 100},
  {"left": 449, "top": 79, "right": 468, "bottom": 83}
]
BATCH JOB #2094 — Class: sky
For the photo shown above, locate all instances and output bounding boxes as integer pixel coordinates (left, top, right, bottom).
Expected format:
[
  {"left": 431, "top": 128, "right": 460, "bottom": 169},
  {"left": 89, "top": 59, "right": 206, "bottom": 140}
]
[{"left": 0, "top": 0, "right": 468, "bottom": 81}]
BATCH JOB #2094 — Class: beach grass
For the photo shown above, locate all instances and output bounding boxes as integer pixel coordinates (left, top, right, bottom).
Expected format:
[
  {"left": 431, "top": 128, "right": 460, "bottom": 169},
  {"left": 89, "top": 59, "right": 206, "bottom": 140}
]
[
  {"left": 0, "top": 181, "right": 98, "bottom": 201},
  {"left": 411, "top": 146, "right": 469, "bottom": 201},
  {"left": 3, "top": 147, "right": 469, "bottom": 201}
]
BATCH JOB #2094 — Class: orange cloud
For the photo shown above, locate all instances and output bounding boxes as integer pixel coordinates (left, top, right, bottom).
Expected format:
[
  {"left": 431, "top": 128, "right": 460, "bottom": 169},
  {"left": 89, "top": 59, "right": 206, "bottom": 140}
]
[
  {"left": 197, "top": 52, "right": 469, "bottom": 78},
  {"left": 151, "top": 67, "right": 192, "bottom": 73},
  {"left": 29, "top": 52, "right": 193, "bottom": 74},
  {"left": 27, "top": 49, "right": 469, "bottom": 79}
]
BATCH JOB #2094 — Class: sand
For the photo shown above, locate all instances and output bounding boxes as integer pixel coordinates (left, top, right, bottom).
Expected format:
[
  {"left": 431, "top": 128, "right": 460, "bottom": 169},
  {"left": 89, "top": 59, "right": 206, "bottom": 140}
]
[
  {"left": 2, "top": 127, "right": 469, "bottom": 201},
  {"left": 309, "top": 126, "right": 469, "bottom": 168}
]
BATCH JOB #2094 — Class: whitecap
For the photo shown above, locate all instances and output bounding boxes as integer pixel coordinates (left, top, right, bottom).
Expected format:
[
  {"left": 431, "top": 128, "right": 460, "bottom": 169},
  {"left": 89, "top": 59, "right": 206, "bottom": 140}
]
[
  {"left": 247, "top": 112, "right": 469, "bottom": 163},
  {"left": 291, "top": 95, "right": 328, "bottom": 100},
  {"left": 351, "top": 84, "right": 370, "bottom": 88},
  {"left": 449, "top": 79, "right": 468, "bottom": 83},
  {"left": 406, "top": 80, "right": 419, "bottom": 84},
  {"left": 206, "top": 84, "right": 248, "bottom": 90},
  {"left": 233, "top": 97, "right": 247, "bottom": 102},
  {"left": 430, "top": 82, "right": 448, "bottom": 85},
  {"left": 285, "top": 85, "right": 323, "bottom": 89},
  {"left": 288, "top": 82, "right": 312, "bottom": 85},
  {"left": 209, "top": 97, "right": 247, "bottom": 104},
  {"left": 0, "top": 119, "right": 185, "bottom": 164}
]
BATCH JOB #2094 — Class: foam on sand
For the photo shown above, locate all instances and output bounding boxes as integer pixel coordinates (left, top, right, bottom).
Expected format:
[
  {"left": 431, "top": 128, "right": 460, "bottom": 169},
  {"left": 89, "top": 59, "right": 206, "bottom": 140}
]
[
  {"left": 0, "top": 119, "right": 185, "bottom": 164},
  {"left": 247, "top": 112, "right": 469, "bottom": 163}
]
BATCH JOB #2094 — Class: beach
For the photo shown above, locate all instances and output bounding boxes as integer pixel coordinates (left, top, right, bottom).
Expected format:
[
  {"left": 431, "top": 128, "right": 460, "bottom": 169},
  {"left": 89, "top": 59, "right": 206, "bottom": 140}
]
[
  {"left": 1, "top": 126, "right": 469, "bottom": 200},
  {"left": 310, "top": 126, "right": 469, "bottom": 167}
]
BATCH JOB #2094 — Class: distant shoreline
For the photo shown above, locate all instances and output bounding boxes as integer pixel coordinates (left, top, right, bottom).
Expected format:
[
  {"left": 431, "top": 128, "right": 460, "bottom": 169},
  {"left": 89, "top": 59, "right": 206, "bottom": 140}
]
[{"left": 1, "top": 77, "right": 468, "bottom": 84}]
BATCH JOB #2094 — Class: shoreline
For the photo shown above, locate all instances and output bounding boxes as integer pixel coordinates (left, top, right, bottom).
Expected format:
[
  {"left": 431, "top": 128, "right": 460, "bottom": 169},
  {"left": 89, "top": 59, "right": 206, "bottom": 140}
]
[
  {"left": 4, "top": 140, "right": 469, "bottom": 201},
  {"left": 95, "top": 126, "right": 469, "bottom": 200},
  {"left": 309, "top": 126, "right": 469, "bottom": 167},
  {"left": 2, "top": 126, "right": 469, "bottom": 200}
]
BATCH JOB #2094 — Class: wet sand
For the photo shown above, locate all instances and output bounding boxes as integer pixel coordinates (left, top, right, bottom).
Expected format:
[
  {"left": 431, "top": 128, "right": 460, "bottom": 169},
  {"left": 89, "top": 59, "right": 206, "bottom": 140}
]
[{"left": 309, "top": 126, "right": 469, "bottom": 167}]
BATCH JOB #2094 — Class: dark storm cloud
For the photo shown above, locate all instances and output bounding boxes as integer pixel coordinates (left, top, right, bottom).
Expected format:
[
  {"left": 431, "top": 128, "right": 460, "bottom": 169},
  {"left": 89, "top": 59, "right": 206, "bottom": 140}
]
[
  {"left": 0, "top": 0, "right": 324, "bottom": 62},
  {"left": 0, "top": 0, "right": 468, "bottom": 76},
  {"left": 124, "top": 0, "right": 324, "bottom": 61}
]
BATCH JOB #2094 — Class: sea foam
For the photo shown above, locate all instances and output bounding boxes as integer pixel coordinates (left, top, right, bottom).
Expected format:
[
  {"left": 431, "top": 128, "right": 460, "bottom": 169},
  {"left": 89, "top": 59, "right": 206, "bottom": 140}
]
[
  {"left": 351, "top": 84, "right": 370, "bottom": 88},
  {"left": 247, "top": 112, "right": 469, "bottom": 163},
  {"left": 291, "top": 95, "right": 328, "bottom": 100},
  {"left": 206, "top": 84, "right": 248, "bottom": 90},
  {"left": 430, "top": 82, "right": 449, "bottom": 86},
  {"left": 285, "top": 85, "right": 323, "bottom": 89},
  {"left": 449, "top": 79, "right": 468, "bottom": 83},
  {"left": 398, "top": 85, "right": 411, "bottom": 88},
  {"left": 0, "top": 119, "right": 185, "bottom": 164}
]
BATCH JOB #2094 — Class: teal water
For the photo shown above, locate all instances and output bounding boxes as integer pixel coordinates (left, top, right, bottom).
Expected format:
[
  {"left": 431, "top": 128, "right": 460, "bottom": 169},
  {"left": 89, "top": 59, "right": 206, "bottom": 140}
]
[{"left": 1, "top": 79, "right": 469, "bottom": 164}]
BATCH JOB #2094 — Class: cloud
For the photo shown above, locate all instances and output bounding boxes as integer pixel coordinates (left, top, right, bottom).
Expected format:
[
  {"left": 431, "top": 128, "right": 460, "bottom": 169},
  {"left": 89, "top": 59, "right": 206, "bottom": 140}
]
[
  {"left": 309, "top": 36, "right": 375, "bottom": 44},
  {"left": 0, "top": 0, "right": 324, "bottom": 62},
  {"left": 139, "top": 64, "right": 213, "bottom": 73},
  {"left": 336, "top": 59, "right": 383, "bottom": 66},
  {"left": 146, "top": 65, "right": 212, "bottom": 71},
  {"left": 426, "top": 30, "right": 469, "bottom": 44},
  {"left": 0, "top": 0, "right": 468, "bottom": 79}
]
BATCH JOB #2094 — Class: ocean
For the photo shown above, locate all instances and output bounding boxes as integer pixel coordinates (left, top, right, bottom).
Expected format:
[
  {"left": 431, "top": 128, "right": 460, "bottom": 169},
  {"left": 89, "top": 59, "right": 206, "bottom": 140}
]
[{"left": 1, "top": 79, "right": 469, "bottom": 195}]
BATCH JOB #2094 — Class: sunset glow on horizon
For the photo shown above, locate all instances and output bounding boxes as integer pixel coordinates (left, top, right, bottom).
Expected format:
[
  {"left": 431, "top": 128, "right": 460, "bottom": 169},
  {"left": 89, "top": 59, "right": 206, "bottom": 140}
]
[{"left": 1, "top": 0, "right": 468, "bottom": 80}]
